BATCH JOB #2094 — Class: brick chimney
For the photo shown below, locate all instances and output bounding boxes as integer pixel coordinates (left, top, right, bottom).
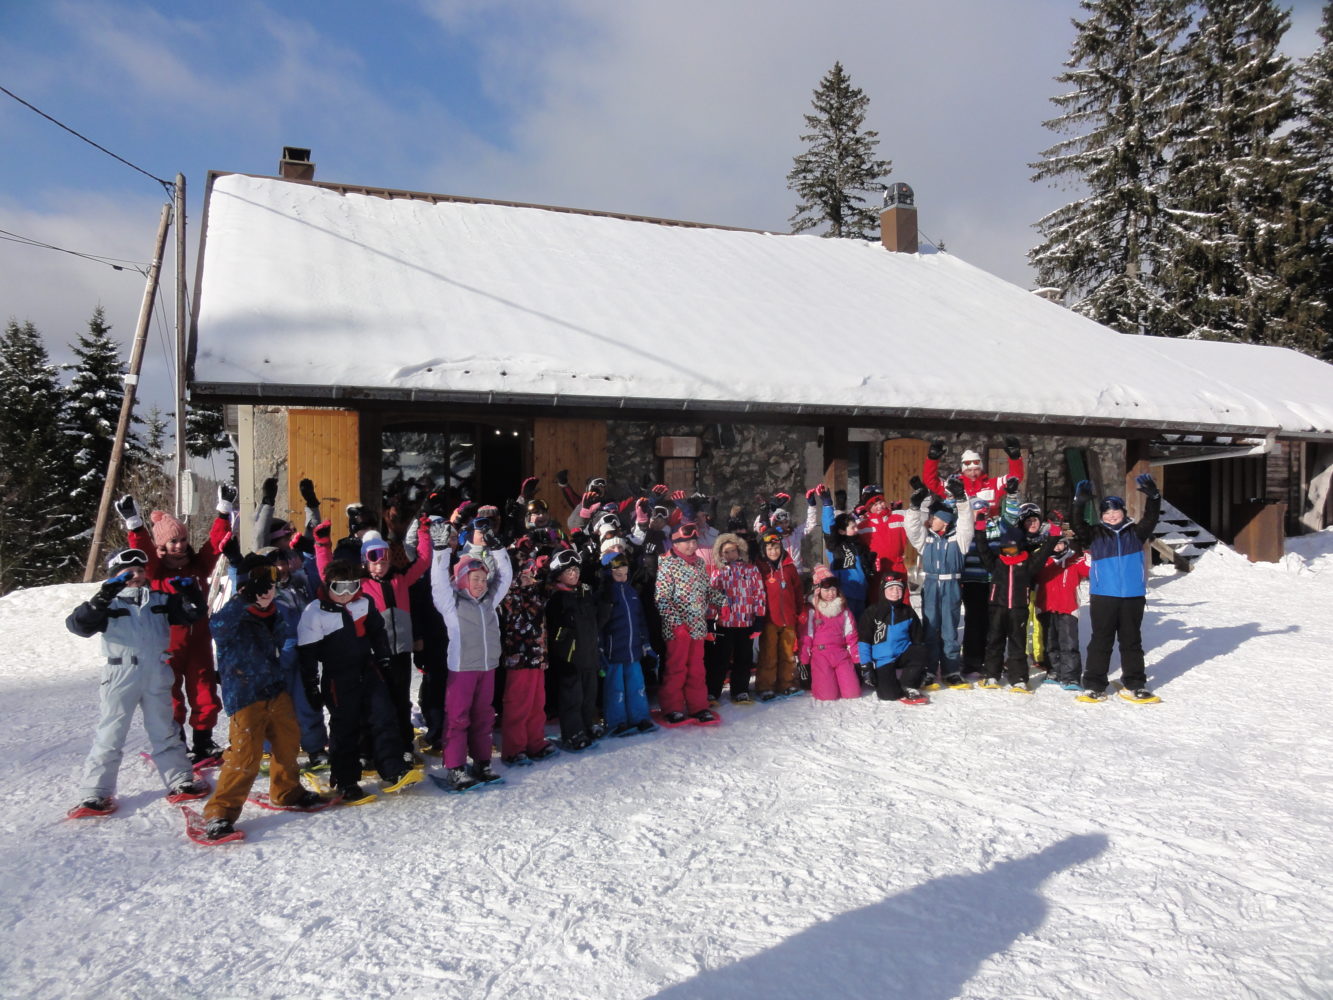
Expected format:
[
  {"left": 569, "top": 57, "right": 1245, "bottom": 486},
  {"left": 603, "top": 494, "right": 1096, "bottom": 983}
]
[
  {"left": 880, "top": 182, "right": 917, "bottom": 253},
  {"left": 279, "top": 146, "right": 315, "bottom": 181}
]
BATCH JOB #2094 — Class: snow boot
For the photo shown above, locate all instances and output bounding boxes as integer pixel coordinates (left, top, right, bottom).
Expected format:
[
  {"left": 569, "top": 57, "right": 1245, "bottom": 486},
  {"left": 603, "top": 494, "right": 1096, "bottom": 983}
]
[
  {"left": 529, "top": 742, "right": 558, "bottom": 761},
  {"left": 68, "top": 796, "right": 116, "bottom": 818},
  {"left": 167, "top": 778, "right": 210, "bottom": 803},
  {"left": 447, "top": 767, "right": 480, "bottom": 792},
  {"left": 305, "top": 750, "right": 331, "bottom": 771},
  {"left": 470, "top": 761, "right": 502, "bottom": 784},
  {"left": 205, "top": 818, "right": 236, "bottom": 841},
  {"left": 188, "top": 729, "right": 224, "bottom": 765}
]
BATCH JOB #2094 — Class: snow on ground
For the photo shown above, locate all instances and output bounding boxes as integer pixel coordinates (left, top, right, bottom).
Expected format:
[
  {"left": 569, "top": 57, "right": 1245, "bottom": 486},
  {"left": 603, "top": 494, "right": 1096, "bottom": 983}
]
[{"left": 2, "top": 536, "right": 1332, "bottom": 1000}]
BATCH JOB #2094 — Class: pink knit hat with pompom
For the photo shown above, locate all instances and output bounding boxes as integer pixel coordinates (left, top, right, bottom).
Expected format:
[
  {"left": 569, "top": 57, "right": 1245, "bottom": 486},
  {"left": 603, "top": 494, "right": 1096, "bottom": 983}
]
[{"left": 150, "top": 510, "right": 189, "bottom": 548}]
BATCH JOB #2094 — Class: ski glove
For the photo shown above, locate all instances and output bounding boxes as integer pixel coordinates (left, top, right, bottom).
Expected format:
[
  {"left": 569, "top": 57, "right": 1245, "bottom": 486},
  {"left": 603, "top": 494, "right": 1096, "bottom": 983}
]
[
  {"left": 1003, "top": 436, "right": 1023, "bottom": 460},
  {"left": 261, "top": 477, "right": 278, "bottom": 507},
  {"left": 170, "top": 576, "right": 198, "bottom": 593},
  {"left": 773, "top": 492, "right": 791, "bottom": 506},
  {"left": 313, "top": 520, "right": 332, "bottom": 543},
  {"left": 519, "top": 477, "right": 539, "bottom": 500},
  {"left": 796, "top": 660, "right": 811, "bottom": 683},
  {"left": 1074, "top": 479, "right": 1093, "bottom": 502},
  {"left": 555, "top": 469, "right": 570, "bottom": 487},
  {"left": 299, "top": 478, "right": 320, "bottom": 509},
  {"left": 927, "top": 439, "right": 946, "bottom": 461},
  {"left": 114, "top": 494, "right": 143, "bottom": 531},
  {"left": 1135, "top": 473, "right": 1160, "bottom": 499},
  {"left": 945, "top": 476, "right": 966, "bottom": 501},
  {"left": 1003, "top": 476, "right": 1020, "bottom": 495},
  {"left": 859, "top": 664, "right": 876, "bottom": 687},
  {"left": 97, "top": 572, "right": 132, "bottom": 602},
  {"left": 217, "top": 483, "right": 238, "bottom": 515},
  {"left": 428, "top": 519, "right": 456, "bottom": 551}
]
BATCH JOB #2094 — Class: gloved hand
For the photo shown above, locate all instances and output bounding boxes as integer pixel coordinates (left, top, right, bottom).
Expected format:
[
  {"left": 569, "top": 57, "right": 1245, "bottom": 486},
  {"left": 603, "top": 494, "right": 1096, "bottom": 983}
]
[
  {"left": 1135, "top": 473, "right": 1160, "bottom": 499},
  {"left": 97, "top": 572, "right": 133, "bottom": 602},
  {"left": 313, "top": 519, "right": 332, "bottom": 544},
  {"left": 1003, "top": 436, "right": 1023, "bottom": 460},
  {"left": 220, "top": 532, "right": 242, "bottom": 564},
  {"left": 428, "top": 519, "right": 457, "bottom": 551},
  {"left": 946, "top": 476, "right": 966, "bottom": 500},
  {"left": 805, "top": 487, "right": 819, "bottom": 505},
  {"left": 454, "top": 501, "right": 479, "bottom": 524},
  {"left": 651, "top": 483, "right": 669, "bottom": 497},
  {"left": 217, "top": 483, "right": 238, "bottom": 515},
  {"left": 908, "top": 476, "right": 930, "bottom": 508},
  {"left": 299, "top": 478, "right": 320, "bottom": 509},
  {"left": 1074, "top": 479, "right": 1093, "bottom": 503},
  {"left": 170, "top": 576, "right": 198, "bottom": 593},
  {"left": 301, "top": 667, "right": 323, "bottom": 712},
  {"left": 859, "top": 664, "right": 876, "bottom": 687},
  {"left": 815, "top": 483, "right": 830, "bottom": 501},
  {"left": 773, "top": 491, "right": 791, "bottom": 506},
  {"left": 670, "top": 489, "right": 687, "bottom": 502},
  {"left": 927, "top": 439, "right": 946, "bottom": 461},
  {"left": 261, "top": 477, "right": 278, "bottom": 507},
  {"left": 555, "top": 469, "right": 570, "bottom": 487},
  {"left": 114, "top": 494, "right": 143, "bottom": 530},
  {"left": 519, "top": 476, "right": 539, "bottom": 499},
  {"left": 421, "top": 491, "right": 447, "bottom": 518},
  {"left": 797, "top": 660, "right": 811, "bottom": 683},
  {"left": 346, "top": 503, "right": 368, "bottom": 529},
  {"left": 579, "top": 491, "right": 599, "bottom": 515},
  {"left": 1004, "top": 476, "right": 1019, "bottom": 495}
]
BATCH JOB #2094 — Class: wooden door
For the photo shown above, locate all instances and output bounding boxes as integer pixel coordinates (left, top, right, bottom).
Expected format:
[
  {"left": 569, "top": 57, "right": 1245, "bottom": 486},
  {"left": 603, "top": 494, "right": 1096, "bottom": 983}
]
[
  {"left": 882, "top": 437, "right": 930, "bottom": 571},
  {"left": 288, "top": 408, "right": 361, "bottom": 537},
  {"left": 532, "top": 417, "right": 607, "bottom": 514}
]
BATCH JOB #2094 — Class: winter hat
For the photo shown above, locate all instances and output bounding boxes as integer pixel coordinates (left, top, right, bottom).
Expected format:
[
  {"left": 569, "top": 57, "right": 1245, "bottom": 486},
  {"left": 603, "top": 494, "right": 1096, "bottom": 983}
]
[
  {"left": 928, "top": 502, "right": 956, "bottom": 526},
  {"left": 960, "top": 449, "right": 983, "bottom": 465},
  {"left": 237, "top": 552, "right": 279, "bottom": 601},
  {"left": 360, "top": 530, "right": 389, "bottom": 562},
  {"left": 1099, "top": 495, "right": 1127, "bottom": 513},
  {"left": 811, "top": 564, "right": 835, "bottom": 588},
  {"left": 863, "top": 493, "right": 885, "bottom": 509},
  {"left": 600, "top": 535, "right": 630, "bottom": 556},
  {"left": 771, "top": 508, "right": 791, "bottom": 524},
  {"left": 453, "top": 555, "right": 489, "bottom": 588},
  {"left": 881, "top": 573, "right": 907, "bottom": 596},
  {"left": 149, "top": 509, "right": 188, "bottom": 548},
  {"left": 601, "top": 550, "right": 629, "bottom": 570},
  {"left": 672, "top": 523, "right": 699, "bottom": 542}
]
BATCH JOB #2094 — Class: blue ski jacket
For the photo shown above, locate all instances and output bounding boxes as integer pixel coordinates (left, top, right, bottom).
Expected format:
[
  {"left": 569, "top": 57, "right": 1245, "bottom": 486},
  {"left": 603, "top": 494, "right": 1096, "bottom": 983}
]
[
  {"left": 211, "top": 595, "right": 287, "bottom": 715},
  {"left": 1078, "top": 494, "right": 1161, "bottom": 598}
]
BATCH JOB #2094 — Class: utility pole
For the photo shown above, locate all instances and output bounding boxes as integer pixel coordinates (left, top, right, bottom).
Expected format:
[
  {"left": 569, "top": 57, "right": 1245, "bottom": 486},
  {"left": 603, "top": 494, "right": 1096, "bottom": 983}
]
[
  {"left": 83, "top": 203, "right": 174, "bottom": 582},
  {"left": 174, "top": 172, "right": 189, "bottom": 518}
]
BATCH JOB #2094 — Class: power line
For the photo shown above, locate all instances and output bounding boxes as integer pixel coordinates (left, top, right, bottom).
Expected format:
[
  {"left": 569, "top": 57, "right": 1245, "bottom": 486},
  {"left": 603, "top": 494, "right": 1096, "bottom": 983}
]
[
  {"left": 0, "top": 227, "right": 149, "bottom": 273},
  {"left": 0, "top": 84, "right": 174, "bottom": 194}
]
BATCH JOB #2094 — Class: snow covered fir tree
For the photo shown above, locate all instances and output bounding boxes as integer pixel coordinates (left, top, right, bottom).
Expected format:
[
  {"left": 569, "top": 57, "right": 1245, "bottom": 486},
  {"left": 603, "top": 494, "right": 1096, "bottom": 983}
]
[
  {"left": 1289, "top": 2, "right": 1333, "bottom": 360},
  {"left": 1030, "top": 0, "right": 1330, "bottom": 355},
  {"left": 0, "top": 319, "right": 73, "bottom": 593},
  {"left": 786, "top": 61, "right": 892, "bottom": 239}
]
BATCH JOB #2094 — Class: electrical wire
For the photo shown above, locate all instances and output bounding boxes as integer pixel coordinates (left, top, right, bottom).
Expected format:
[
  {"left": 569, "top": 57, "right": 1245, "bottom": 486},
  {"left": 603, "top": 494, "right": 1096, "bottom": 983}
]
[
  {"left": 0, "top": 227, "right": 149, "bottom": 273},
  {"left": 0, "top": 84, "right": 174, "bottom": 194}
]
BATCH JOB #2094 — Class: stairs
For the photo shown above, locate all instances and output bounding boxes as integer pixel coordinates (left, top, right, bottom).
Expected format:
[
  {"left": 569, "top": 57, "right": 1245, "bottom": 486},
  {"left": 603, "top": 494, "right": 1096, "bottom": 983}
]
[{"left": 1150, "top": 499, "right": 1220, "bottom": 571}]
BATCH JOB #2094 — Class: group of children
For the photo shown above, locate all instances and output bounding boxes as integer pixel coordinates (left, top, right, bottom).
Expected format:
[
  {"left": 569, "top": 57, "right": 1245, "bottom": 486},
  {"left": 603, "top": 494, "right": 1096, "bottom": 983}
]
[{"left": 66, "top": 438, "right": 1164, "bottom": 840}]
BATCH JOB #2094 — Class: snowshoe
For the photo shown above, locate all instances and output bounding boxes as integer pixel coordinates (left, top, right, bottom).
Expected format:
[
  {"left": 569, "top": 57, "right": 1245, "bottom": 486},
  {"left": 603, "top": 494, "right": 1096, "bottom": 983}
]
[
  {"left": 381, "top": 769, "right": 425, "bottom": 794},
  {"left": 978, "top": 678, "right": 1002, "bottom": 690},
  {"left": 305, "top": 750, "right": 331, "bottom": 772},
  {"left": 778, "top": 686, "right": 804, "bottom": 699},
  {"left": 166, "top": 778, "right": 210, "bottom": 804},
  {"left": 898, "top": 689, "right": 928, "bottom": 706},
  {"left": 1060, "top": 681, "right": 1082, "bottom": 692},
  {"left": 634, "top": 718, "right": 659, "bottom": 734},
  {"left": 692, "top": 709, "right": 721, "bottom": 727},
  {"left": 1008, "top": 682, "right": 1033, "bottom": 695},
  {"left": 182, "top": 806, "right": 244, "bottom": 846},
  {"left": 560, "top": 731, "right": 593, "bottom": 752},
  {"left": 920, "top": 677, "right": 942, "bottom": 692},
  {"left": 1118, "top": 687, "right": 1161, "bottom": 705},
  {"left": 652, "top": 710, "right": 692, "bottom": 728},
  {"left": 67, "top": 796, "right": 117, "bottom": 819},
  {"left": 501, "top": 752, "right": 534, "bottom": 766},
  {"left": 429, "top": 768, "right": 487, "bottom": 794},
  {"left": 1076, "top": 689, "right": 1109, "bottom": 704},
  {"left": 528, "top": 742, "right": 559, "bottom": 761},
  {"left": 944, "top": 674, "right": 973, "bottom": 690},
  {"left": 249, "top": 788, "right": 341, "bottom": 811},
  {"left": 469, "top": 761, "right": 503, "bottom": 785},
  {"left": 758, "top": 691, "right": 778, "bottom": 703},
  {"left": 731, "top": 692, "right": 754, "bottom": 705}
]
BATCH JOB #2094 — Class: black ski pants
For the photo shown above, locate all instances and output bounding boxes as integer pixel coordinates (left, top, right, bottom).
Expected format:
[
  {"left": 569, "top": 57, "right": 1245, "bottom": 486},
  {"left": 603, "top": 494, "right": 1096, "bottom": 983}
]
[
  {"left": 325, "top": 662, "right": 405, "bottom": 789},
  {"left": 961, "top": 582, "right": 988, "bottom": 669},
  {"left": 1083, "top": 594, "right": 1146, "bottom": 693},
  {"left": 706, "top": 626, "right": 755, "bottom": 700},
  {"left": 872, "top": 645, "right": 929, "bottom": 700},
  {"left": 1040, "top": 611, "right": 1083, "bottom": 685},
  {"left": 556, "top": 663, "right": 600, "bottom": 741},
  {"left": 984, "top": 605, "right": 1030, "bottom": 684}
]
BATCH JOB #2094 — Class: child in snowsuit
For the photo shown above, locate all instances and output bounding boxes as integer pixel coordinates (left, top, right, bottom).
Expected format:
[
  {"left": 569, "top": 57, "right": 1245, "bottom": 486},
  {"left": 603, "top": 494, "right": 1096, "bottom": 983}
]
[
  {"left": 902, "top": 478, "right": 977, "bottom": 688},
  {"left": 856, "top": 490, "right": 910, "bottom": 587},
  {"left": 598, "top": 551, "right": 657, "bottom": 734},
  {"left": 798, "top": 566, "right": 862, "bottom": 702},
  {"left": 856, "top": 574, "right": 931, "bottom": 704},
  {"left": 976, "top": 529, "right": 1058, "bottom": 691},
  {"left": 654, "top": 523, "right": 725, "bottom": 725},
  {"left": 203, "top": 554, "right": 325, "bottom": 840},
  {"left": 119, "top": 490, "right": 231, "bottom": 763},
  {"left": 1035, "top": 535, "right": 1090, "bottom": 689},
  {"left": 66, "top": 549, "right": 209, "bottom": 817},
  {"left": 1073, "top": 474, "right": 1163, "bottom": 701},
  {"left": 544, "top": 546, "right": 603, "bottom": 749},
  {"left": 430, "top": 523, "right": 514, "bottom": 789},
  {"left": 497, "top": 551, "right": 555, "bottom": 764},
  {"left": 816, "top": 484, "right": 873, "bottom": 616},
  {"left": 706, "top": 532, "right": 766, "bottom": 704},
  {"left": 754, "top": 530, "right": 803, "bottom": 700},
  {"left": 297, "top": 559, "right": 417, "bottom": 802}
]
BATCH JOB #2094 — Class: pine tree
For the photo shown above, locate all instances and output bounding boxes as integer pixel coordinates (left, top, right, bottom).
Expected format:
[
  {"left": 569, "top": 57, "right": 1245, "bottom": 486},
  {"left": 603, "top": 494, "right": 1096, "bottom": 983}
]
[
  {"left": 1289, "top": 2, "right": 1333, "bottom": 359},
  {"left": 63, "top": 307, "right": 131, "bottom": 546},
  {"left": 0, "top": 320, "right": 76, "bottom": 592},
  {"left": 186, "top": 400, "right": 231, "bottom": 459},
  {"left": 787, "top": 62, "right": 892, "bottom": 239},
  {"left": 1029, "top": 0, "right": 1190, "bottom": 334},
  {"left": 1158, "top": 0, "right": 1311, "bottom": 347}
]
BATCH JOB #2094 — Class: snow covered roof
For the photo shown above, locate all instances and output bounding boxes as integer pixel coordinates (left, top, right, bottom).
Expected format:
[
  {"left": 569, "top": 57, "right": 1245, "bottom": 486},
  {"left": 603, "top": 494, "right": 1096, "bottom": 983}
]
[{"left": 191, "top": 173, "right": 1333, "bottom": 437}]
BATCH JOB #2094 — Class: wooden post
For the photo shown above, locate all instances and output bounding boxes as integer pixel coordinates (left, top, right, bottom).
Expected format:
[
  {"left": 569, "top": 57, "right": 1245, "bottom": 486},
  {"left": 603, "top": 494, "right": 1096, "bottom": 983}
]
[
  {"left": 823, "top": 426, "right": 848, "bottom": 498},
  {"left": 83, "top": 203, "right": 174, "bottom": 581},
  {"left": 173, "top": 173, "right": 189, "bottom": 517}
]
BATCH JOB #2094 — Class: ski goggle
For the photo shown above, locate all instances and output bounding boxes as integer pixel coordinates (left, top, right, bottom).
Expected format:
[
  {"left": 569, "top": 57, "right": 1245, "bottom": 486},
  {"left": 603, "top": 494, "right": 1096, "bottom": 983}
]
[
  {"left": 106, "top": 548, "right": 149, "bottom": 571},
  {"left": 960, "top": 460, "right": 983, "bottom": 469},
  {"left": 328, "top": 579, "right": 361, "bottom": 596},
  {"left": 363, "top": 546, "right": 389, "bottom": 561}
]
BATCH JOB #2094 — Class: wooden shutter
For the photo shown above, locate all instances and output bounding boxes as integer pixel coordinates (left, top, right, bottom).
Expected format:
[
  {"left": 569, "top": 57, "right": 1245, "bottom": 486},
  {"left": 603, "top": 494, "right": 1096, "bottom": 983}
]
[
  {"left": 531, "top": 418, "right": 607, "bottom": 511},
  {"left": 287, "top": 408, "right": 361, "bottom": 537}
]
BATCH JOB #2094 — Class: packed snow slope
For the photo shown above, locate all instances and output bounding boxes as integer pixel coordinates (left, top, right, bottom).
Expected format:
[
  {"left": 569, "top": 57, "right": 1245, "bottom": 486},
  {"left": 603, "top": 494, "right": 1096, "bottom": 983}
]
[{"left": 1, "top": 537, "right": 1331, "bottom": 1000}]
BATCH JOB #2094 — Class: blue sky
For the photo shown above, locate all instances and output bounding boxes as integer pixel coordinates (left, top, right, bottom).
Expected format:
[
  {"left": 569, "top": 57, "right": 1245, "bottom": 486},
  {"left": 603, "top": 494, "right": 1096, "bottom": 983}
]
[{"left": 1, "top": 0, "right": 1325, "bottom": 418}]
